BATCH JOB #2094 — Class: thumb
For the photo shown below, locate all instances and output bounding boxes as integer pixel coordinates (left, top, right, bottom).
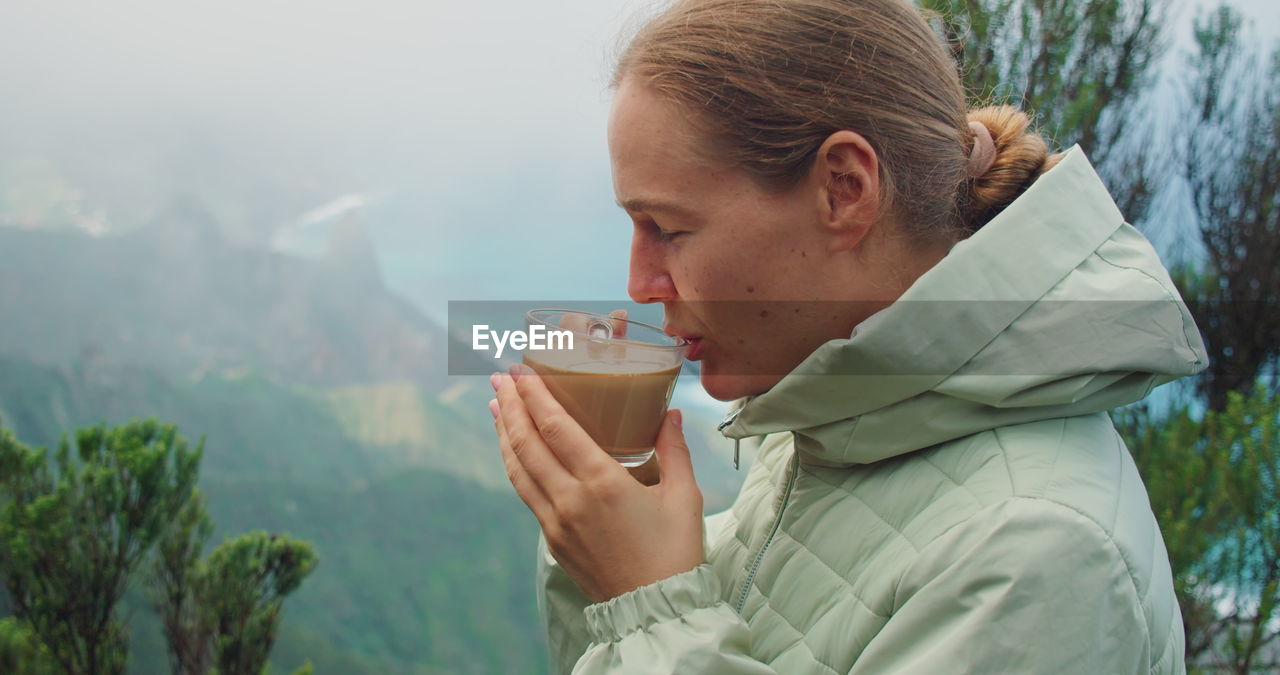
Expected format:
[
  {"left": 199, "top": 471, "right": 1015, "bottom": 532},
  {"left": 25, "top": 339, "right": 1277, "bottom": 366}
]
[
  {"left": 653, "top": 409, "right": 696, "bottom": 488},
  {"left": 608, "top": 309, "right": 628, "bottom": 338}
]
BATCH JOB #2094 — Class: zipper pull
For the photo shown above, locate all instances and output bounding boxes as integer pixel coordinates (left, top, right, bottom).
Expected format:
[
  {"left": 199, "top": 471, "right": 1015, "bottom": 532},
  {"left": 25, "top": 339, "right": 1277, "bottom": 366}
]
[
  {"left": 717, "top": 407, "right": 743, "bottom": 431},
  {"left": 718, "top": 408, "right": 744, "bottom": 471}
]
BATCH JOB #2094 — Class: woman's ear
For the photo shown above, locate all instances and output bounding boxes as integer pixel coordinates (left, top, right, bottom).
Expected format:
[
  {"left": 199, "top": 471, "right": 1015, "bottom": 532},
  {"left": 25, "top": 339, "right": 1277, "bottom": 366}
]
[{"left": 811, "top": 130, "right": 881, "bottom": 252}]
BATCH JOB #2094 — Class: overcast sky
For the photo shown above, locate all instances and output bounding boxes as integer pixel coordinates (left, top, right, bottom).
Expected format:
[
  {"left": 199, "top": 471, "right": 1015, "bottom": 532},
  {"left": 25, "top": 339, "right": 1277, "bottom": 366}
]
[
  {"left": 2, "top": 0, "right": 1276, "bottom": 311},
  {"left": 3, "top": 0, "right": 1273, "bottom": 148},
  {"left": 0, "top": 0, "right": 646, "bottom": 171}
]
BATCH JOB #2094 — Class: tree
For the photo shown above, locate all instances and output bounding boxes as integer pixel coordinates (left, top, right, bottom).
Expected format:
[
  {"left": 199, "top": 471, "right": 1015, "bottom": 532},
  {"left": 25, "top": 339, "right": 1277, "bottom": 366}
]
[
  {"left": 151, "top": 490, "right": 318, "bottom": 675},
  {"left": 0, "top": 418, "right": 317, "bottom": 675},
  {"left": 1209, "top": 388, "right": 1280, "bottom": 672},
  {"left": 201, "top": 533, "right": 318, "bottom": 675},
  {"left": 1176, "top": 4, "right": 1280, "bottom": 412},
  {"left": 0, "top": 617, "right": 57, "bottom": 675},
  {"left": 919, "top": 0, "right": 1171, "bottom": 221},
  {"left": 151, "top": 491, "right": 215, "bottom": 675},
  {"left": 1136, "top": 6, "right": 1280, "bottom": 669},
  {"left": 1114, "top": 399, "right": 1230, "bottom": 663},
  {"left": 1119, "top": 386, "right": 1280, "bottom": 672},
  {"left": 0, "top": 419, "right": 201, "bottom": 675}
]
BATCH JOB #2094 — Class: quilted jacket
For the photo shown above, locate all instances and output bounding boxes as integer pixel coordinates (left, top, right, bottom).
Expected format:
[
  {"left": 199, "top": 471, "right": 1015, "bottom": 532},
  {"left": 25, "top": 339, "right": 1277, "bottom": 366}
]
[{"left": 536, "top": 147, "right": 1207, "bottom": 674}]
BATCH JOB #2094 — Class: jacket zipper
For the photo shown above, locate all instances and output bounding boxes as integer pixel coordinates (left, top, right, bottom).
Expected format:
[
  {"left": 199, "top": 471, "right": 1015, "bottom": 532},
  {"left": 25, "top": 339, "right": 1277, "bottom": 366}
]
[
  {"left": 717, "top": 408, "right": 744, "bottom": 470},
  {"left": 734, "top": 449, "right": 800, "bottom": 614}
]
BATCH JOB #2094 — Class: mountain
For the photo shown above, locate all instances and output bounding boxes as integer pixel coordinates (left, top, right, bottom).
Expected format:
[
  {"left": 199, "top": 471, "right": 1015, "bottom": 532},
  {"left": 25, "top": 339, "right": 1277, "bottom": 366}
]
[
  {"left": 0, "top": 204, "right": 749, "bottom": 672},
  {"left": 0, "top": 198, "right": 441, "bottom": 388}
]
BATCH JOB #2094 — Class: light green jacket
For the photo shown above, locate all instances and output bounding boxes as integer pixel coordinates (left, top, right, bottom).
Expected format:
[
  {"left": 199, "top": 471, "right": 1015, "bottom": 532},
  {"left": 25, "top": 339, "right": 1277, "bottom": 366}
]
[{"left": 537, "top": 148, "right": 1207, "bottom": 674}]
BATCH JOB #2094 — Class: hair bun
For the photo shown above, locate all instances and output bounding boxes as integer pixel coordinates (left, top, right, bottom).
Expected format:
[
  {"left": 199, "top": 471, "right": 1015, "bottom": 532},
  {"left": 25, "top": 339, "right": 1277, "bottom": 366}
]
[{"left": 960, "top": 105, "right": 1061, "bottom": 231}]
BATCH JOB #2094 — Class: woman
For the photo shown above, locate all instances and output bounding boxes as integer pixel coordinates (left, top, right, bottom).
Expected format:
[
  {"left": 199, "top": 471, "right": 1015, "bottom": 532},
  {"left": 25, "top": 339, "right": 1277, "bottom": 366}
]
[{"left": 489, "top": 0, "right": 1206, "bottom": 672}]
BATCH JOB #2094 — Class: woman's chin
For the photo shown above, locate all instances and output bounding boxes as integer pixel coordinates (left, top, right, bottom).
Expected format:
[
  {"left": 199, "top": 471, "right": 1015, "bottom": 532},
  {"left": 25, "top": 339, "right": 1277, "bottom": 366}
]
[
  {"left": 699, "top": 368, "right": 780, "bottom": 402},
  {"left": 700, "top": 373, "right": 742, "bottom": 401}
]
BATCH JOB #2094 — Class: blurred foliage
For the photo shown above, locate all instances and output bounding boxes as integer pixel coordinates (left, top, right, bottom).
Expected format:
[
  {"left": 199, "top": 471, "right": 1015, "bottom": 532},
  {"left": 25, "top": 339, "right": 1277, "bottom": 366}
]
[
  {"left": 919, "top": 0, "right": 1169, "bottom": 221},
  {"left": 1152, "top": 25, "right": 1280, "bottom": 667},
  {"left": 0, "top": 617, "right": 57, "bottom": 674},
  {"left": 1176, "top": 4, "right": 1280, "bottom": 411},
  {"left": 0, "top": 419, "right": 201, "bottom": 674},
  {"left": 0, "top": 419, "right": 318, "bottom": 675},
  {"left": 1118, "top": 386, "right": 1280, "bottom": 672}
]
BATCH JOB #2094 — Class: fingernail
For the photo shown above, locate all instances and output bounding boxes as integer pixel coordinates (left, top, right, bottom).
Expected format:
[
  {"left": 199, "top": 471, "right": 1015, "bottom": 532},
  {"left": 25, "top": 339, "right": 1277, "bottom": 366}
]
[
  {"left": 508, "top": 363, "right": 523, "bottom": 381},
  {"left": 488, "top": 399, "right": 499, "bottom": 419},
  {"left": 670, "top": 409, "right": 683, "bottom": 429},
  {"left": 489, "top": 372, "right": 500, "bottom": 392}
]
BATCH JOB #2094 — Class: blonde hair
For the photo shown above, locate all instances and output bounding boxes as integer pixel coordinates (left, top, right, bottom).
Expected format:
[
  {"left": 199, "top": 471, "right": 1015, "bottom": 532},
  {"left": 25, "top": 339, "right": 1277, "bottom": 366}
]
[{"left": 613, "top": 0, "right": 1063, "bottom": 240}]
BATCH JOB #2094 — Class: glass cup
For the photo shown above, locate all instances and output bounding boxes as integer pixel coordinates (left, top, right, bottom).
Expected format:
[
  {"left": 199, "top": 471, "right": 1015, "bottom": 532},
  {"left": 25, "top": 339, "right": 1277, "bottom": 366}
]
[{"left": 522, "top": 309, "right": 687, "bottom": 467}]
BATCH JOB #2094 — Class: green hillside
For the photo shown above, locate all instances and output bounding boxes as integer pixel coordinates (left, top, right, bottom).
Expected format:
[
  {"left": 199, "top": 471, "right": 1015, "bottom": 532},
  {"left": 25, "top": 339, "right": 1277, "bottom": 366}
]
[
  {"left": 0, "top": 355, "right": 548, "bottom": 674},
  {"left": 209, "top": 472, "right": 542, "bottom": 674}
]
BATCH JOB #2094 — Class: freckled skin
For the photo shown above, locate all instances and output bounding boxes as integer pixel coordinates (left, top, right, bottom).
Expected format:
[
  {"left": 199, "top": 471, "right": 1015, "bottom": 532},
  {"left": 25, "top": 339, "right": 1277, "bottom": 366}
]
[{"left": 610, "top": 79, "right": 948, "bottom": 400}]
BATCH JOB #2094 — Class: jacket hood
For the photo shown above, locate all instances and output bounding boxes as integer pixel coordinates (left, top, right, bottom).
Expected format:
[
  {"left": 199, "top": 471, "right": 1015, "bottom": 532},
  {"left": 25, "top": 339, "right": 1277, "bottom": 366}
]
[{"left": 718, "top": 146, "right": 1207, "bottom": 467}]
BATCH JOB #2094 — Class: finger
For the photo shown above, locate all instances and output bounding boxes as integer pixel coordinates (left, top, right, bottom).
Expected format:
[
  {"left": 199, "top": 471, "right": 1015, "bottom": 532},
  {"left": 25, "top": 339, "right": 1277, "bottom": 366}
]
[
  {"left": 653, "top": 409, "right": 697, "bottom": 489},
  {"left": 609, "top": 309, "right": 628, "bottom": 338},
  {"left": 496, "top": 372, "right": 574, "bottom": 494},
  {"left": 558, "top": 312, "right": 589, "bottom": 333},
  {"left": 511, "top": 364, "right": 616, "bottom": 479},
  {"left": 491, "top": 397, "right": 553, "bottom": 517}
]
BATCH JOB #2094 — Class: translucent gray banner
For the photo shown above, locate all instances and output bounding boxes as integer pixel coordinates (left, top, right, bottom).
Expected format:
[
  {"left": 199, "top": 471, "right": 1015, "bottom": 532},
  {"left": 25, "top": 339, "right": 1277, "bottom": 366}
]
[{"left": 446, "top": 299, "right": 1220, "bottom": 377}]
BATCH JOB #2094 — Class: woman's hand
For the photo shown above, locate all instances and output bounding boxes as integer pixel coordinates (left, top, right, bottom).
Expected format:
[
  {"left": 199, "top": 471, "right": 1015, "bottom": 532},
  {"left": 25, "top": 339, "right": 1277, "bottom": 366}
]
[{"left": 489, "top": 365, "right": 705, "bottom": 603}]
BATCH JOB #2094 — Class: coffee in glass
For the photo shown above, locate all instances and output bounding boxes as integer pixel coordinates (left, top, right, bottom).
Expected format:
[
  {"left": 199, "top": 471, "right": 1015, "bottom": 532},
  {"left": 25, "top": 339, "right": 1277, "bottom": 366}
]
[{"left": 522, "top": 309, "right": 686, "bottom": 467}]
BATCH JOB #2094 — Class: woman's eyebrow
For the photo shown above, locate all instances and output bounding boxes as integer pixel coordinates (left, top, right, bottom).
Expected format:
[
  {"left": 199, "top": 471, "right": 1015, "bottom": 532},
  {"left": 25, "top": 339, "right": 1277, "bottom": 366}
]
[{"left": 616, "top": 197, "right": 701, "bottom": 222}]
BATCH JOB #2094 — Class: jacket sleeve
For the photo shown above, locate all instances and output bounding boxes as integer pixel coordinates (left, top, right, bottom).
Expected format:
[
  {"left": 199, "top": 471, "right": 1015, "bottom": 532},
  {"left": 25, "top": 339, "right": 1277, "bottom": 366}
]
[
  {"left": 573, "top": 564, "right": 778, "bottom": 674},
  {"left": 537, "top": 533, "right": 594, "bottom": 675},
  {"left": 850, "top": 497, "right": 1178, "bottom": 674},
  {"left": 537, "top": 511, "right": 778, "bottom": 674}
]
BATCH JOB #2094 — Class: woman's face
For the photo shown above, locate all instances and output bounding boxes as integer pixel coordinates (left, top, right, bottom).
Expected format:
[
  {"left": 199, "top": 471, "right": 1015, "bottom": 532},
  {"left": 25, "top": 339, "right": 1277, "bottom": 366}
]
[{"left": 608, "top": 80, "right": 903, "bottom": 401}]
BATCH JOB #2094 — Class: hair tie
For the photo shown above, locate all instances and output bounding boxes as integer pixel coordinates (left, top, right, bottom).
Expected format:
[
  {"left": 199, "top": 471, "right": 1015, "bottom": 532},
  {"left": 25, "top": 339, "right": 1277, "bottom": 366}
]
[{"left": 966, "top": 121, "right": 997, "bottom": 178}]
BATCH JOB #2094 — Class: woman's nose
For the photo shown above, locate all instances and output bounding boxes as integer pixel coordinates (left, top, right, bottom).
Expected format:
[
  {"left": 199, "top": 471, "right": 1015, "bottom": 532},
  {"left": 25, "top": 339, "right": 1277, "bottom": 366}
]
[{"left": 627, "top": 233, "right": 678, "bottom": 304}]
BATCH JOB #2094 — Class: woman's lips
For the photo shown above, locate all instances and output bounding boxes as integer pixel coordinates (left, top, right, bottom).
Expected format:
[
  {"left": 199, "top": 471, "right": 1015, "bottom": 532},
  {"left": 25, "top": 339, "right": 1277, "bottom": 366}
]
[
  {"left": 684, "top": 337, "right": 705, "bottom": 361},
  {"left": 663, "top": 325, "right": 705, "bottom": 361}
]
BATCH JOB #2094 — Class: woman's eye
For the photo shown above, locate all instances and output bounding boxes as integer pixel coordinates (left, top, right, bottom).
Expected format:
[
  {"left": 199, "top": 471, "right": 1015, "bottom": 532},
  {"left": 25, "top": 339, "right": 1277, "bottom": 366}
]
[{"left": 653, "top": 224, "right": 684, "bottom": 241}]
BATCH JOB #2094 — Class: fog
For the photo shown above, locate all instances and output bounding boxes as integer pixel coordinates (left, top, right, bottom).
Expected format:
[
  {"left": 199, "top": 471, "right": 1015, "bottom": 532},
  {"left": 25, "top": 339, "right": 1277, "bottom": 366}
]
[
  {"left": 0, "top": 0, "right": 641, "bottom": 153},
  {"left": 2, "top": 0, "right": 1275, "bottom": 306}
]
